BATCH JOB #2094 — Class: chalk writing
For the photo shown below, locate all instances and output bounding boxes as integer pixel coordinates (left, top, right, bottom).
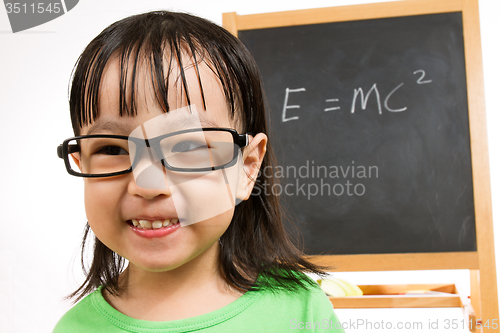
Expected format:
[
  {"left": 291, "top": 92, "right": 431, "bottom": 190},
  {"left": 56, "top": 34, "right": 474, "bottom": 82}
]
[
  {"left": 281, "top": 69, "right": 432, "bottom": 122},
  {"left": 384, "top": 82, "right": 407, "bottom": 113},
  {"left": 351, "top": 83, "right": 382, "bottom": 114},
  {"left": 413, "top": 69, "right": 432, "bottom": 84},
  {"left": 282, "top": 87, "right": 306, "bottom": 122},
  {"left": 324, "top": 99, "right": 340, "bottom": 112}
]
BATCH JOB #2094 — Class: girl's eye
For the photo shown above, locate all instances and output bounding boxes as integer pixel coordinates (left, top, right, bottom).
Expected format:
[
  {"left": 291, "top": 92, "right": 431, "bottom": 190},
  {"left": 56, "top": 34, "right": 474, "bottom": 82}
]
[
  {"left": 171, "top": 141, "right": 208, "bottom": 153},
  {"left": 96, "top": 145, "right": 128, "bottom": 156}
]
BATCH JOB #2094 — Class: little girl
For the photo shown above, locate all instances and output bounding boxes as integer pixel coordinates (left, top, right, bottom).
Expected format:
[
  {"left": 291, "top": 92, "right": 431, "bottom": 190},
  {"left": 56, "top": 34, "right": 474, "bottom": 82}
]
[{"left": 54, "top": 10, "right": 344, "bottom": 332}]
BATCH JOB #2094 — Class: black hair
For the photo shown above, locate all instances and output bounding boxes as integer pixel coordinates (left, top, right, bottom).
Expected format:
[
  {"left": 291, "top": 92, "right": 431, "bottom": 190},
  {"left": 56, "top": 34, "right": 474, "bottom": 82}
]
[{"left": 68, "top": 10, "right": 327, "bottom": 302}]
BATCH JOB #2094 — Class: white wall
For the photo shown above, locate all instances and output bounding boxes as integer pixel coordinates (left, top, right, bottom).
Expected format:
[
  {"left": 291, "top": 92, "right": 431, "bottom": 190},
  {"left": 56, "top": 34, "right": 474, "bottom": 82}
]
[{"left": 0, "top": 0, "right": 498, "bottom": 332}]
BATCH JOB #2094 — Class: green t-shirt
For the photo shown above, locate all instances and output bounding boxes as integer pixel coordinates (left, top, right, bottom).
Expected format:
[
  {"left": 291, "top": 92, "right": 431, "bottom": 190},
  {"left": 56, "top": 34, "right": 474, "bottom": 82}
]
[{"left": 53, "top": 280, "right": 345, "bottom": 332}]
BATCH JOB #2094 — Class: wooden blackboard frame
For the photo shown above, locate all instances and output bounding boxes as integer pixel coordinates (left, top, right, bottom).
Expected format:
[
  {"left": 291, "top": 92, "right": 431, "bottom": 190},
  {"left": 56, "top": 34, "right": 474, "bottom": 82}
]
[{"left": 223, "top": 0, "right": 498, "bottom": 328}]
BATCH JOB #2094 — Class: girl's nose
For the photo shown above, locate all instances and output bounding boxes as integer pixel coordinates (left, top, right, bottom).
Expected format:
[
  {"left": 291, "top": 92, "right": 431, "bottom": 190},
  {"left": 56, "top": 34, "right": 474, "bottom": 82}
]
[{"left": 128, "top": 162, "right": 172, "bottom": 199}]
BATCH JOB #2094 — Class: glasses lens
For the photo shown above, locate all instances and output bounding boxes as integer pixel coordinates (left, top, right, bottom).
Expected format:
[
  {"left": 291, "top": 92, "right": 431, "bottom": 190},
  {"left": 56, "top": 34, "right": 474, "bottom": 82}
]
[
  {"left": 67, "top": 137, "right": 134, "bottom": 175},
  {"left": 159, "top": 130, "right": 237, "bottom": 170}
]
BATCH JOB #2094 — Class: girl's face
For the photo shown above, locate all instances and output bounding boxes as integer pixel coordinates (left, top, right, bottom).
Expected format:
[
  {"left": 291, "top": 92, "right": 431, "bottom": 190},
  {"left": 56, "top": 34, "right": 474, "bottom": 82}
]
[{"left": 79, "top": 54, "right": 256, "bottom": 273}]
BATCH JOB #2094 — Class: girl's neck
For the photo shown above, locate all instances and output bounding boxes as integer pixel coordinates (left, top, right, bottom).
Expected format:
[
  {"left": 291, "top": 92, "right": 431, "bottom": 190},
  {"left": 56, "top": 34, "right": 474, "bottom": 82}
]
[{"left": 103, "top": 241, "right": 243, "bottom": 321}]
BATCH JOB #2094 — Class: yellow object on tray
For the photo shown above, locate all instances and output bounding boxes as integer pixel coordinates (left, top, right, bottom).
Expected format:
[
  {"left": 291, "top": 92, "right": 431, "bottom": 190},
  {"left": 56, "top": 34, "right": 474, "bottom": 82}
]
[{"left": 317, "top": 278, "right": 363, "bottom": 297}]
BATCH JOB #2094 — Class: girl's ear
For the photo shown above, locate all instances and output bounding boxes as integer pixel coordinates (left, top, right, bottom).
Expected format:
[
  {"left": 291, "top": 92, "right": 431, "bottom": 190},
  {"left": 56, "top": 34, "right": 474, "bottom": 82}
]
[
  {"left": 236, "top": 133, "right": 267, "bottom": 201},
  {"left": 71, "top": 154, "right": 82, "bottom": 172}
]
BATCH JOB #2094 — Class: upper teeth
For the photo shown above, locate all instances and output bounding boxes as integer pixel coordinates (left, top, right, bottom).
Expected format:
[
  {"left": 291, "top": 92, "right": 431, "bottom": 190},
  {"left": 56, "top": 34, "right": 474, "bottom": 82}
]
[{"left": 132, "top": 218, "right": 179, "bottom": 229}]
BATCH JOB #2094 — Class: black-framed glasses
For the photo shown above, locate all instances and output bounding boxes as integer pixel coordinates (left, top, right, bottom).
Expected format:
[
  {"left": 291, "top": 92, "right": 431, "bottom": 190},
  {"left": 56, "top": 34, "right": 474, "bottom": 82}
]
[{"left": 57, "top": 128, "right": 249, "bottom": 178}]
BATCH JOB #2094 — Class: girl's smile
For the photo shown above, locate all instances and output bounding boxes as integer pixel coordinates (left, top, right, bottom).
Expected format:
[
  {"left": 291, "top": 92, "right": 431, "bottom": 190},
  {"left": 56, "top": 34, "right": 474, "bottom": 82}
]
[{"left": 127, "top": 218, "right": 181, "bottom": 238}]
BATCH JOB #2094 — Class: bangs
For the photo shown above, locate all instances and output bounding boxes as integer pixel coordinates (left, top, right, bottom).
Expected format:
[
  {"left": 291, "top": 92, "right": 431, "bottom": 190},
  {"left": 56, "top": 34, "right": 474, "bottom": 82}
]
[{"left": 69, "top": 11, "right": 241, "bottom": 135}]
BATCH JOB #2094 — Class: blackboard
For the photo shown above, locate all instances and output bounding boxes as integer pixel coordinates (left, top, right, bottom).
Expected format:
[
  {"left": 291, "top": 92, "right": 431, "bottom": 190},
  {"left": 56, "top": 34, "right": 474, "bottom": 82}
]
[{"left": 239, "top": 12, "right": 476, "bottom": 255}]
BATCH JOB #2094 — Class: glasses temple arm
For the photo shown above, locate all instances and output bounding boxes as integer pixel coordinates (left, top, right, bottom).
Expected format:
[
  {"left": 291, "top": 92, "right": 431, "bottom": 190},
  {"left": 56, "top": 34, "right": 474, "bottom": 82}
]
[
  {"left": 57, "top": 145, "right": 64, "bottom": 159},
  {"left": 237, "top": 134, "right": 249, "bottom": 148},
  {"left": 57, "top": 143, "right": 80, "bottom": 159}
]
